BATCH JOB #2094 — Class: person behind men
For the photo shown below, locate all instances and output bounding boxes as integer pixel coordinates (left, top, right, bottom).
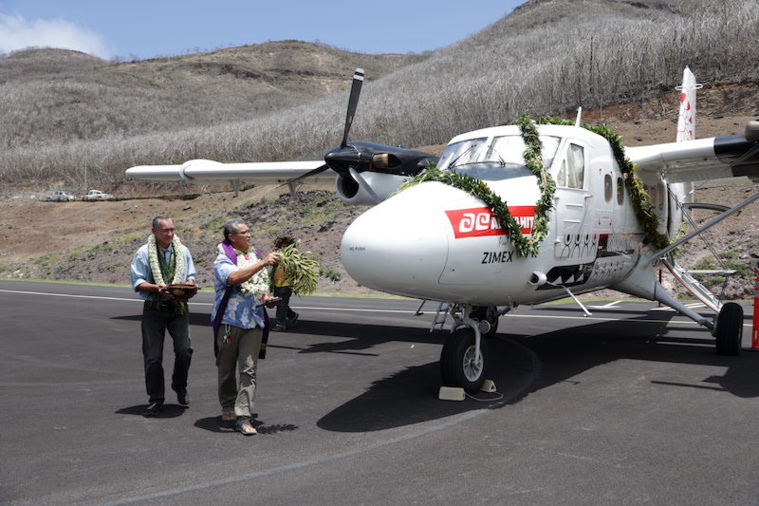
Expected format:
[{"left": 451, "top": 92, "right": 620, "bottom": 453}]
[
  {"left": 212, "top": 218, "right": 280, "bottom": 436},
  {"left": 271, "top": 236, "right": 299, "bottom": 331},
  {"left": 130, "top": 215, "right": 196, "bottom": 417}
]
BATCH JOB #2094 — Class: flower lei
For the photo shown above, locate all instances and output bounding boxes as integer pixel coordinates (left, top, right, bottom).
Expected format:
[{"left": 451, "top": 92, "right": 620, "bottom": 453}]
[
  {"left": 148, "top": 234, "right": 186, "bottom": 285},
  {"left": 147, "top": 234, "right": 188, "bottom": 314},
  {"left": 217, "top": 243, "right": 270, "bottom": 298}
]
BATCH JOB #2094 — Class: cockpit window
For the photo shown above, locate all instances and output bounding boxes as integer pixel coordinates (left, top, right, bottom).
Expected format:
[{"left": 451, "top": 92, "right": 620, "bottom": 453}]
[
  {"left": 437, "top": 137, "right": 488, "bottom": 169},
  {"left": 437, "top": 135, "right": 561, "bottom": 181}
]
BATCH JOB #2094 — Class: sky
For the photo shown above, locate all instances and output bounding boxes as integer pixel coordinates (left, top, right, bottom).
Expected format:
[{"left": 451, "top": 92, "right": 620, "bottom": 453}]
[{"left": 0, "top": 1, "right": 526, "bottom": 61}]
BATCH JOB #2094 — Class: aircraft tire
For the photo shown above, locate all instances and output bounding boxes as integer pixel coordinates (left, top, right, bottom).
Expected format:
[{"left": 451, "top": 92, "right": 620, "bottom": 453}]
[
  {"left": 715, "top": 302, "right": 743, "bottom": 356},
  {"left": 440, "top": 328, "right": 489, "bottom": 394}
]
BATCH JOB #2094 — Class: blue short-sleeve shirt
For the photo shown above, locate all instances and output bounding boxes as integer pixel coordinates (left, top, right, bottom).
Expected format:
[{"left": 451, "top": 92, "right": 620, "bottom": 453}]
[{"left": 211, "top": 252, "right": 265, "bottom": 329}]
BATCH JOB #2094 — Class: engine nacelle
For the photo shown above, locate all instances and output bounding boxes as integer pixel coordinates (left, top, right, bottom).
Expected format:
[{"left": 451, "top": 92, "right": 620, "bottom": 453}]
[{"left": 335, "top": 172, "right": 408, "bottom": 206}]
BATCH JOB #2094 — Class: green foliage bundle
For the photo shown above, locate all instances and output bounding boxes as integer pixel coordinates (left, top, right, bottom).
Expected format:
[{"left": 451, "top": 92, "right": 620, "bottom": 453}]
[{"left": 273, "top": 243, "right": 320, "bottom": 295}]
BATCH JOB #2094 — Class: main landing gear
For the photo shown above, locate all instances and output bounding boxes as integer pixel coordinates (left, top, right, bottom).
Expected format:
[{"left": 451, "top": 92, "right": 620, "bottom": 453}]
[
  {"left": 440, "top": 304, "right": 501, "bottom": 393},
  {"left": 714, "top": 302, "right": 744, "bottom": 356}
]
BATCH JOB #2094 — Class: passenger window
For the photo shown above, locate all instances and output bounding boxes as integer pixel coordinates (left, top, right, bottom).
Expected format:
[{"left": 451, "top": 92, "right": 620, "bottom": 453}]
[
  {"left": 616, "top": 177, "right": 624, "bottom": 205},
  {"left": 604, "top": 174, "right": 613, "bottom": 202}
]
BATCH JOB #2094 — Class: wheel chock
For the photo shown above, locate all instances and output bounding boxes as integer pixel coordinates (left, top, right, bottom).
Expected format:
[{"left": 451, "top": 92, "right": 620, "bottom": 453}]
[
  {"left": 438, "top": 386, "right": 465, "bottom": 401},
  {"left": 480, "top": 379, "right": 496, "bottom": 393}
]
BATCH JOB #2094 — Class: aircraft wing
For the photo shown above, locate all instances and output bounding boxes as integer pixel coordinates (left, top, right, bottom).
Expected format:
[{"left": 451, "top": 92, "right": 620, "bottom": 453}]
[
  {"left": 125, "top": 159, "right": 333, "bottom": 185},
  {"left": 627, "top": 121, "right": 759, "bottom": 183}
]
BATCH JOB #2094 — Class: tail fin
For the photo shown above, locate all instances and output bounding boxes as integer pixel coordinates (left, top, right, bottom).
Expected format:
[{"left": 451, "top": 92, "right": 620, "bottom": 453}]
[{"left": 675, "top": 66, "right": 702, "bottom": 142}]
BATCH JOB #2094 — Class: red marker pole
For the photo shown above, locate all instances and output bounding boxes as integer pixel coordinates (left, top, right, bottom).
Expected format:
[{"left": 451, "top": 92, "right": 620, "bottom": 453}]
[{"left": 753, "top": 262, "right": 759, "bottom": 349}]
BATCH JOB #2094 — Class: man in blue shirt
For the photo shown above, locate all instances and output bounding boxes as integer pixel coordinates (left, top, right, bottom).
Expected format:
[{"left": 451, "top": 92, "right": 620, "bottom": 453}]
[
  {"left": 130, "top": 215, "right": 196, "bottom": 416},
  {"left": 212, "top": 218, "right": 280, "bottom": 436}
]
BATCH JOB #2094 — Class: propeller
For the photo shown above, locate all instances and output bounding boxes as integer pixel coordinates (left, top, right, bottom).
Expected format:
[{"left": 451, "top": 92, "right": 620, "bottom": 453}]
[
  {"left": 282, "top": 68, "right": 365, "bottom": 187},
  {"left": 282, "top": 67, "right": 437, "bottom": 203}
]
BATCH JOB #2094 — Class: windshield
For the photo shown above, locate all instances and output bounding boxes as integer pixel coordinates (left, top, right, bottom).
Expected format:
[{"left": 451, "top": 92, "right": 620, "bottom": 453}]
[{"left": 438, "top": 135, "right": 561, "bottom": 181}]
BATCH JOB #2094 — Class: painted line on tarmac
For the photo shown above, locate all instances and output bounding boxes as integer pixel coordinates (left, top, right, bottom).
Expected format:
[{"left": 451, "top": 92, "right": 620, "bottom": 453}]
[
  {"left": 0, "top": 288, "right": 732, "bottom": 326},
  {"left": 588, "top": 300, "right": 623, "bottom": 309},
  {"left": 0, "top": 288, "right": 142, "bottom": 303},
  {"left": 0, "top": 288, "right": 411, "bottom": 312}
]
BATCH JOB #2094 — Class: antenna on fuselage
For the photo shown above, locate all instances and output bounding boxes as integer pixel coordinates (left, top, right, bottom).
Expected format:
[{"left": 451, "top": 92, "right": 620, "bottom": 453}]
[{"left": 575, "top": 107, "right": 582, "bottom": 127}]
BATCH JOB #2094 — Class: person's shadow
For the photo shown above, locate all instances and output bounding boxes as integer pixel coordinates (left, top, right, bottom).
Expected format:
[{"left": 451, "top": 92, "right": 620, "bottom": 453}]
[
  {"left": 116, "top": 404, "right": 189, "bottom": 419},
  {"left": 193, "top": 414, "right": 299, "bottom": 435}
]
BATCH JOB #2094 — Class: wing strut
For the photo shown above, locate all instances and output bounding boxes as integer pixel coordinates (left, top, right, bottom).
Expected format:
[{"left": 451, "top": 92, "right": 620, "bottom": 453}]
[
  {"left": 647, "top": 191, "right": 759, "bottom": 265},
  {"left": 660, "top": 258, "right": 724, "bottom": 312}
]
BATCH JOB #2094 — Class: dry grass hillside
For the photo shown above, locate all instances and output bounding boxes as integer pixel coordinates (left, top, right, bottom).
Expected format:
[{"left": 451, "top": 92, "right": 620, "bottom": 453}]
[{"left": 0, "top": 42, "right": 426, "bottom": 151}]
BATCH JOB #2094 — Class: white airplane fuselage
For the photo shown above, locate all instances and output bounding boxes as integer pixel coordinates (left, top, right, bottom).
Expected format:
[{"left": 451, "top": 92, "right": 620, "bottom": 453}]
[{"left": 340, "top": 124, "right": 673, "bottom": 306}]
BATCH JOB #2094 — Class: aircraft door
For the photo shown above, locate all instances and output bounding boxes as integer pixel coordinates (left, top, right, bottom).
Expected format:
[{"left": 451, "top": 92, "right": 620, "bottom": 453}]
[{"left": 553, "top": 142, "right": 592, "bottom": 260}]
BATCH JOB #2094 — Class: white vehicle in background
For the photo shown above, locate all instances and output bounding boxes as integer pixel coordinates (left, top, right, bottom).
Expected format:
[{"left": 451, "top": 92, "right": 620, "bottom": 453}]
[
  {"left": 42, "top": 191, "right": 76, "bottom": 202},
  {"left": 81, "top": 189, "right": 114, "bottom": 201}
]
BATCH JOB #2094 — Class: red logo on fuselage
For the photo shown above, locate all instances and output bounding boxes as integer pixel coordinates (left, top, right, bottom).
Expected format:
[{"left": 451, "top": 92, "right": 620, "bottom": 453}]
[{"left": 445, "top": 206, "right": 535, "bottom": 239}]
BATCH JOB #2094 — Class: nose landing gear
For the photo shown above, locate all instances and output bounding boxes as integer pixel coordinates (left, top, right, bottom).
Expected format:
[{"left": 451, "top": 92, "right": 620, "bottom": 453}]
[
  {"left": 440, "top": 304, "right": 492, "bottom": 394},
  {"left": 441, "top": 327, "right": 489, "bottom": 393}
]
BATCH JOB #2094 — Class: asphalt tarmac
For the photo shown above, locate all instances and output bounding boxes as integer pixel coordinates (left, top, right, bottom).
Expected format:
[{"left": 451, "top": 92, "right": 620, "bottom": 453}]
[{"left": 1, "top": 279, "right": 758, "bottom": 505}]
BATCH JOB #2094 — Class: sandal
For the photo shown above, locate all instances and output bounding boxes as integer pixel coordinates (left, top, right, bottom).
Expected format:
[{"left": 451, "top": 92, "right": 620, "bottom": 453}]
[
  {"left": 235, "top": 418, "right": 257, "bottom": 436},
  {"left": 221, "top": 410, "right": 235, "bottom": 422}
]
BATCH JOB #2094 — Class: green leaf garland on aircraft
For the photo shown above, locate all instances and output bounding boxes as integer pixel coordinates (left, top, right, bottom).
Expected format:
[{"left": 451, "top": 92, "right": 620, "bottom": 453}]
[
  {"left": 401, "top": 115, "right": 669, "bottom": 256},
  {"left": 400, "top": 115, "right": 555, "bottom": 258},
  {"left": 530, "top": 116, "right": 669, "bottom": 249}
]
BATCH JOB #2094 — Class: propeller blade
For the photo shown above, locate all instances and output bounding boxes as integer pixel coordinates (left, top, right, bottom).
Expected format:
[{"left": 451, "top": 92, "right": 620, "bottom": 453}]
[
  {"left": 341, "top": 68, "right": 364, "bottom": 148},
  {"left": 278, "top": 163, "right": 329, "bottom": 188},
  {"left": 349, "top": 167, "right": 380, "bottom": 204}
]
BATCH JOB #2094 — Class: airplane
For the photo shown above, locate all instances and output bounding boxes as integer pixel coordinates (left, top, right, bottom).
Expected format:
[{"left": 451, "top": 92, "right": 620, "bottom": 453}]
[{"left": 126, "top": 67, "right": 759, "bottom": 394}]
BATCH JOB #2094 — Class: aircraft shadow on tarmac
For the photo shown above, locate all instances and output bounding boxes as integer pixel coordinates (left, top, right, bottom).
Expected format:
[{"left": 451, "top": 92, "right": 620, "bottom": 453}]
[{"left": 313, "top": 311, "right": 759, "bottom": 432}]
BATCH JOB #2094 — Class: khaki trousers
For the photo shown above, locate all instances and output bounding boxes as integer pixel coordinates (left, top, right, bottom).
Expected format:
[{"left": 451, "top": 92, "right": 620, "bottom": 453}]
[{"left": 216, "top": 324, "right": 262, "bottom": 419}]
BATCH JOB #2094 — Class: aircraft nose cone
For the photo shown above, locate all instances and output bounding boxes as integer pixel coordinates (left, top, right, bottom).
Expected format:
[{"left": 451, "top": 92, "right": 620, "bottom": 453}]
[{"left": 340, "top": 187, "right": 449, "bottom": 298}]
